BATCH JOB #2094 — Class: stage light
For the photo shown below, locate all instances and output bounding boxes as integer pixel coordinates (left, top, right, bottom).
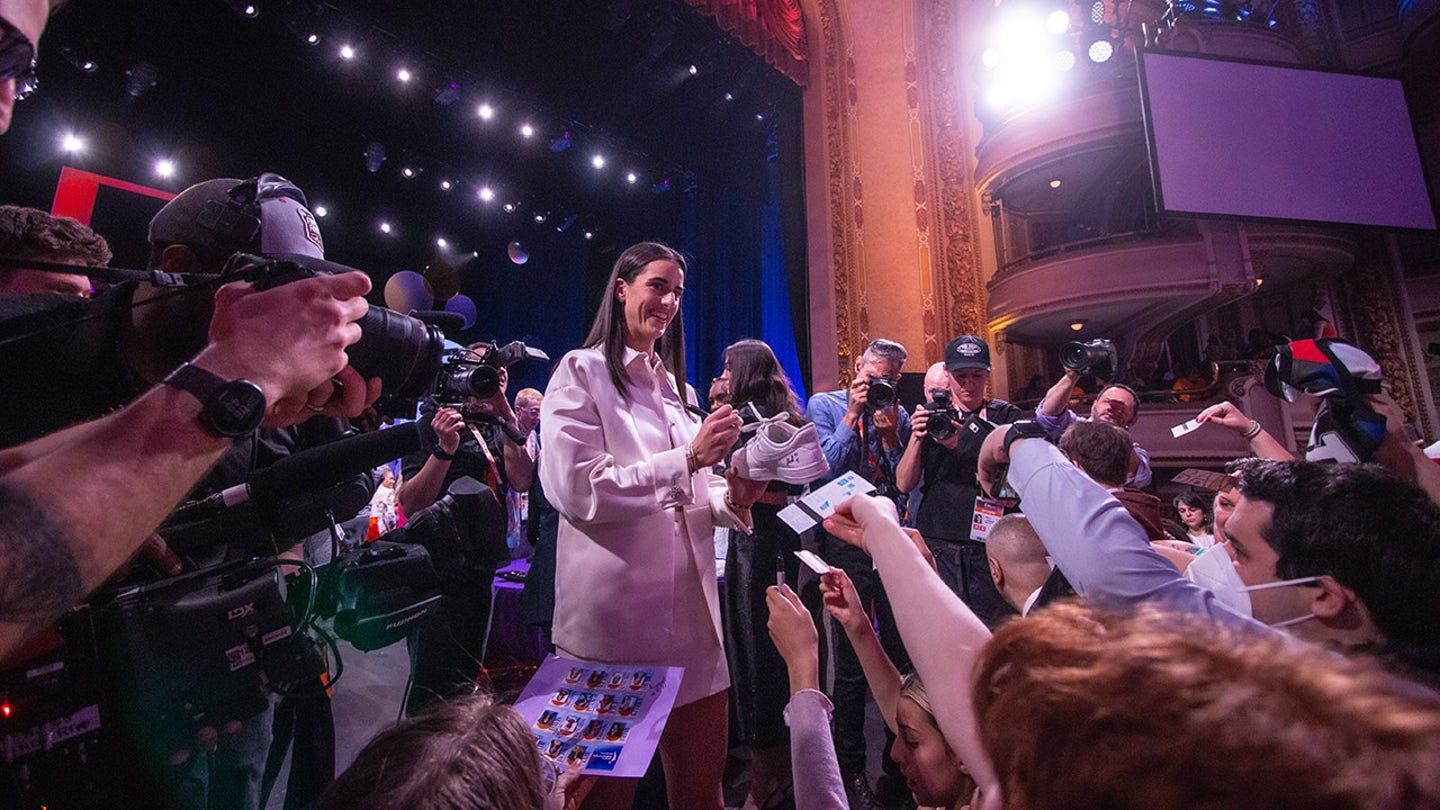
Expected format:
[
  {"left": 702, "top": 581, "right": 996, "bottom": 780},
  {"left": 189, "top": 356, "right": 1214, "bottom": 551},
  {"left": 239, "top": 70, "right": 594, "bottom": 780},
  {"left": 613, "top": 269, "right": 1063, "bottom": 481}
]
[
  {"left": 1069, "top": 319, "right": 1086, "bottom": 331},
  {"left": 222, "top": 0, "right": 259, "bottom": 18},
  {"left": 520, "top": 123, "right": 534, "bottom": 138},
  {"left": 60, "top": 132, "right": 85, "bottom": 153},
  {"left": 440, "top": 179, "right": 452, "bottom": 190},
  {"left": 339, "top": 44, "right": 355, "bottom": 60},
  {"left": 533, "top": 212, "right": 547, "bottom": 224},
  {"left": 556, "top": 215, "right": 576, "bottom": 233},
  {"left": 626, "top": 171, "right": 638, "bottom": 184},
  {"left": 981, "top": 48, "right": 1000, "bottom": 69},
  {"left": 402, "top": 166, "right": 415, "bottom": 178},
  {"left": 306, "top": 33, "right": 319, "bottom": 45},
  {"left": 724, "top": 92, "right": 734, "bottom": 101},
  {"left": 436, "top": 237, "right": 448, "bottom": 248},
  {"left": 244, "top": 5, "right": 257, "bottom": 17},
  {"left": 1047, "top": 9, "right": 1070, "bottom": 33},
  {"left": 503, "top": 202, "right": 515, "bottom": 212},
  {"left": 1087, "top": 38, "right": 1114, "bottom": 63},
  {"left": 59, "top": 46, "right": 98, "bottom": 73},
  {"left": 583, "top": 230, "right": 594, "bottom": 240},
  {"left": 477, "top": 103, "right": 495, "bottom": 120},
  {"left": 154, "top": 159, "right": 176, "bottom": 178},
  {"left": 478, "top": 186, "right": 495, "bottom": 202},
  {"left": 1055, "top": 49, "right": 1076, "bottom": 70},
  {"left": 591, "top": 154, "right": 605, "bottom": 169},
  {"left": 471, "top": 250, "right": 479, "bottom": 257},
  {"left": 379, "top": 221, "right": 393, "bottom": 234},
  {"left": 1090, "top": 1, "right": 1105, "bottom": 24},
  {"left": 397, "top": 67, "right": 412, "bottom": 82},
  {"left": 688, "top": 64, "right": 698, "bottom": 75},
  {"left": 314, "top": 205, "right": 328, "bottom": 217},
  {"left": 1049, "top": 179, "right": 1062, "bottom": 188},
  {"left": 985, "top": 84, "right": 1009, "bottom": 109}
]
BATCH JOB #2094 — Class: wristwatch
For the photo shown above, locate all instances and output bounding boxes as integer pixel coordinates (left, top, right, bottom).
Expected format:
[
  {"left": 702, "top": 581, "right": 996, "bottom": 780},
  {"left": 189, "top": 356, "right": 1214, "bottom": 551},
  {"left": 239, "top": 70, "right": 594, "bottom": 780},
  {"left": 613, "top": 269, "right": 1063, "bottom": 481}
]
[
  {"left": 1002, "top": 420, "right": 1050, "bottom": 455},
  {"left": 163, "top": 362, "right": 266, "bottom": 437}
]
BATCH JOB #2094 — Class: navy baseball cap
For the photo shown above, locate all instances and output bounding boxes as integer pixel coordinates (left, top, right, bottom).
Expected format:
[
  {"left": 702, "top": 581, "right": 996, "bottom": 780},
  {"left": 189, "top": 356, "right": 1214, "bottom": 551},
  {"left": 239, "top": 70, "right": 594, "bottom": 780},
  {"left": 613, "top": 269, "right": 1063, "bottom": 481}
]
[{"left": 945, "top": 335, "right": 991, "bottom": 371}]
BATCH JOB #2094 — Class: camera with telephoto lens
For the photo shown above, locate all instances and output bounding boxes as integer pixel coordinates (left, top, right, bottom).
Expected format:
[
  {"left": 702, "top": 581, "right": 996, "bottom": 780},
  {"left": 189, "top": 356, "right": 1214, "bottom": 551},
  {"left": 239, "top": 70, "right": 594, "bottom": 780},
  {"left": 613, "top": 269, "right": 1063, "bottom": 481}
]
[
  {"left": 232, "top": 252, "right": 448, "bottom": 399},
  {"left": 865, "top": 377, "right": 899, "bottom": 409},
  {"left": 922, "top": 389, "right": 959, "bottom": 441},
  {"left": 431, "top": 340, "right": 551, "bottom": 408},
  {"left": 1060, "top": 339, "right": 1117, "bottom": 377}
]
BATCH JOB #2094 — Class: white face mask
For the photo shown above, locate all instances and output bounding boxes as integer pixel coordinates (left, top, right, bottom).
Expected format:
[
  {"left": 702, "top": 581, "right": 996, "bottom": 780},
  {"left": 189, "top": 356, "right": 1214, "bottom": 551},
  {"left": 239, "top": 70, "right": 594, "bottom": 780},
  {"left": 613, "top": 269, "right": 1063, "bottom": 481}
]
[{"left": 1185, "top": 545, "right": 1320, "bottom": 627}]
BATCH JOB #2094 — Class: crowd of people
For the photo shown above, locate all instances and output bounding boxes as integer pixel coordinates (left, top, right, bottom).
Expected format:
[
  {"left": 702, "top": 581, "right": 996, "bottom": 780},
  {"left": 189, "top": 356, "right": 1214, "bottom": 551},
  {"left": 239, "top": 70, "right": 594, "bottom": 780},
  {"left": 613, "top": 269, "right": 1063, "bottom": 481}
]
[{"left": 3, "top": 3, "right": 1440, "bottom": 810}]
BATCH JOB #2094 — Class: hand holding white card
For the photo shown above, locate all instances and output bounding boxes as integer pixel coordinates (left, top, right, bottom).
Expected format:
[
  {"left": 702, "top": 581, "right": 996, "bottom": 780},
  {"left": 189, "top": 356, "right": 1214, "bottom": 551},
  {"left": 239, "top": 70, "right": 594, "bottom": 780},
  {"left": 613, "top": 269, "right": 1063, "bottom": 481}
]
[{"left": 794, "top": 549, "right": 832, "bottom": 574}]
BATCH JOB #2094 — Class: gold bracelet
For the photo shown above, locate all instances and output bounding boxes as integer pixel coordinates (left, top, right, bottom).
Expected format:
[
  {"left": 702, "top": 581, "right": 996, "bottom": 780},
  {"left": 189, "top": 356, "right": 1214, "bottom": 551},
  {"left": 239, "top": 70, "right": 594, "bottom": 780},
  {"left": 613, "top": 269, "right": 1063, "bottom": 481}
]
[{"left": 686, "top": 444, "right": 699, "bottom": 475}]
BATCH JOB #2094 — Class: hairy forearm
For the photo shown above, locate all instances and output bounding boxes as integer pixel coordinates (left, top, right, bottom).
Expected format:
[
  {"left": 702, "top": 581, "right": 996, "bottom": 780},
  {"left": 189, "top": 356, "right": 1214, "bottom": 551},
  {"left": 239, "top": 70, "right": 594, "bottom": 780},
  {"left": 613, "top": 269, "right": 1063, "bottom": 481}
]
[
  {"left": 0, "top": 385, "right": 230, "bottom": 657},
  {"left": 1039, "top": 373, "right": 1077, "bottom": 418}
]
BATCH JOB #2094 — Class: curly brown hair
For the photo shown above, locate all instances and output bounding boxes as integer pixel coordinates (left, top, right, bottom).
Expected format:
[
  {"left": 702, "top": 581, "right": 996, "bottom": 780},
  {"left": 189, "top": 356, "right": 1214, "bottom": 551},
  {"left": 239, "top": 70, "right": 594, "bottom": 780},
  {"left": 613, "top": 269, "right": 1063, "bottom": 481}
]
[
  {"left": 0, "top": 204, "right": 111, "bottom": 267},
  {"left": 974, "top": 603, "right": 1440, "bottom": 809}
]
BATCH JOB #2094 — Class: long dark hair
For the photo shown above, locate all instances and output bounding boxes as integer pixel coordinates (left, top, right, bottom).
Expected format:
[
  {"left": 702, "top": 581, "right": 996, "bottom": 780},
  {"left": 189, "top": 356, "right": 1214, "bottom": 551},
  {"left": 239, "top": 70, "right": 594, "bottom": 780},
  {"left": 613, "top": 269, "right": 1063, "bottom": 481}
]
[
  {"left": 583, "top": 241, "right": 688, "bottom": 402},
  {"left": 724, "top": 339, "right": 803, "bottom": 425}
]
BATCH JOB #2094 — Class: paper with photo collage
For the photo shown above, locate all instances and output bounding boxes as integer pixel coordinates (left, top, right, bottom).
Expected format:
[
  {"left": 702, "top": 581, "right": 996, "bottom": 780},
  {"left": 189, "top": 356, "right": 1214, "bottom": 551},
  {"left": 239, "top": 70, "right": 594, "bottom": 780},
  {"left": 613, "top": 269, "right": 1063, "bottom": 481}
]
[{"left": 514, "top": 654, "right": 683, "bottom": 777}]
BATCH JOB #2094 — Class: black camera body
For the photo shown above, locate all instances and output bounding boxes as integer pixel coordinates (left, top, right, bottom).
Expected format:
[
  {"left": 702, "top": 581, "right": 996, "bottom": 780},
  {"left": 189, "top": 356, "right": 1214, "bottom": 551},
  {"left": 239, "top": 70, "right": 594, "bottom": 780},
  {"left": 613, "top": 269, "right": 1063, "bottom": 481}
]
[
  {"left": 922, "top": 389, "right": 959, "bottom": 441},
  {"left": 432, "top": 340, "right": 550, "bottom": 409},
  {"left": 865, "top": 377, "right": 899, "bottom": 410},
  {"left": 1060, "top": 339, "right": 1117, "bottom": 377}
]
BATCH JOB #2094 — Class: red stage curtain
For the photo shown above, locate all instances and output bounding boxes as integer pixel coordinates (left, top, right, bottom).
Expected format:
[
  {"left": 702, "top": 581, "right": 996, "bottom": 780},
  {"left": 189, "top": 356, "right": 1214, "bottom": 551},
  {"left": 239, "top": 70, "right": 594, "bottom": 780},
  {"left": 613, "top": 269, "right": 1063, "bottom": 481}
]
[{"left": 685, "top": 0, "right": 809, "bottom": 86}]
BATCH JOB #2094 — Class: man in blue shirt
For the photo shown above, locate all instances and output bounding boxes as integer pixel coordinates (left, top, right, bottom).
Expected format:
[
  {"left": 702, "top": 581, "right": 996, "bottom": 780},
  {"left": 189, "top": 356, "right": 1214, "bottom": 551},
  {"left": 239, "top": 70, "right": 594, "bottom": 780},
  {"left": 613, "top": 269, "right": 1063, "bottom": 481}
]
[{"left": 806, "top": 338, "right": 912, "bottom": 808}]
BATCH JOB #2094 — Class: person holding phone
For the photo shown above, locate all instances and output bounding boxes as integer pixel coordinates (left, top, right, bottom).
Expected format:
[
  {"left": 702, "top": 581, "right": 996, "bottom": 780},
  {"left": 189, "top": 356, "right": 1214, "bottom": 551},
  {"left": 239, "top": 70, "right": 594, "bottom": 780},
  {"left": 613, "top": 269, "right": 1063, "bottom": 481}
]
[{"left": 540, "top": 242, "right": 765, "bottom": 810}]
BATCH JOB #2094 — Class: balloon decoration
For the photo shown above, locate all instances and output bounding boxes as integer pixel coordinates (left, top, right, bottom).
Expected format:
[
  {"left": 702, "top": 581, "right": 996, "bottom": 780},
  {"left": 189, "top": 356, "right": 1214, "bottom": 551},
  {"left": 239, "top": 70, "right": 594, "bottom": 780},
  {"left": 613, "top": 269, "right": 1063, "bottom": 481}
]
[
  {"left": 444, "top": 293, "right": 477, "bottom": 329},
  {"left": 425, "top": 260, "right": 460, "bottom": 301},
  {"left": 507, "top": 240, "right": 529, "bottom": 265},
  {"left": 383, "top": 270, "right": 432, "bottom": 313}
]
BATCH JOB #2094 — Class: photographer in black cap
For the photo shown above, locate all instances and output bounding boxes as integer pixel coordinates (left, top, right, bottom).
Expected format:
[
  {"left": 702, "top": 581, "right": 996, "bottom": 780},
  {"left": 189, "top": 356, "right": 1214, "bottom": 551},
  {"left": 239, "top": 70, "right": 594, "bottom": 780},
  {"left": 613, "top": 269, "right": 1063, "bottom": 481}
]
[
  {"left": 0, "top": 173, "right": 382, "bottom": 810},
  {"left": 895, "top": 335, "right": 1021, "bottom": 628}
]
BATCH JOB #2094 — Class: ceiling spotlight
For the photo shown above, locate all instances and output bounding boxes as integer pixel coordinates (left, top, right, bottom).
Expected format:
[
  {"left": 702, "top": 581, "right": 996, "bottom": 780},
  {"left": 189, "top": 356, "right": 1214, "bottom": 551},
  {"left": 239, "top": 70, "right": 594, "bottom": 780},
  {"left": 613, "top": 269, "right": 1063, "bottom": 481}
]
[
  {"left": 503, "top": 202, "right": 516, "bottom": 212},
  {"left": 478, "top": 186, "right": 495, "bottom": 202},
  {"left": 688, "top": 64, "right": 698, "bottom": 75},
  {"left": 154, "top": 159, "right": 176, "bottom": 178},
  {"left": 471, "top": 250, "right": 479, "bottom": 257},
  {"left": 59, "top": 46, "right": 99, "bottom": 73},
  {"left": 440, "top": 179, "right": 452, "bottom": 190},
  {"left": 60, "top": 132, "right": 85, "bottom": 153},
  {"left": 306, "top": 33, "right": 319, "bottom": 45},
  {"left": 520, "top": 123, "right": 535, "bottom": 138},
  {"left": 1049, "top": 179, "right": 1062, "bottom": 189},
  {"left": 314, "top": 205, "right": 328, "bottom": 217},
  {"left": 981, "top": 48, "right": 1000, "bottom": 69},
  {"left": 397, "top": 67, "right": 412, "bottom": 82},
  {"left": 591, "top": 154, "right": 606, "bottom": 169},
  {"left": 723, "top": 91, "right": 734, "bottom": 101},
  {"left": 556, "top": 215, "right": 576, "bottom": 233},
  {"left": 1087, "top": 38, "right": 1114, "bottom": 63},
  {"left": 379, "top": 221, "right": 393, "bottom": 234},
  {"left": 626, "top": 171, "right": 638, "bottom": 184},
  {"left": 1090, "top": 1, "right": 1106, "bottom": 24},
  {"left": 1055, "top": 49, "right": 1077, "bottom": 70},
  {"left": 583, "top": 230, "right": 594, "bottom": 240},
  {"left": 1069, "top": 319, "right": 1086, "bottom": 331},
  {"left": 436, "top": 237, "right": 448, "bottom": 248},
  {"left": 477, "top": 103, "right": 495, "bottom": 120},
  {"left": 1046, "top": 9, "right": 1070, "bottom": 33},
  {"left": 533, "top": 212, "right": 548, "bottom": 224},
  {"left": 339, "top": 44, "right": 356, "bottom": 60},
  {"left": 402, "top": 166, "right": 415, "bottom": 178},
  {"left": 221, "top": 0, "right": 258, "bottom": 17},
  {"left": 754, "top": 112, "right": 764, "bottom": 120},
  {"left": 244, "top": 4, "right": 258, "bottom": 17}
]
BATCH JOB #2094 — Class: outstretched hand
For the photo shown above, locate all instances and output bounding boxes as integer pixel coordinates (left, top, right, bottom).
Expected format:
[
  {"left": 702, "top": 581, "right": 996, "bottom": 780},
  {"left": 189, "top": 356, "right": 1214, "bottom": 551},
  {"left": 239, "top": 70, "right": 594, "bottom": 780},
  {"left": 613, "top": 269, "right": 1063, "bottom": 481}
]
[{"left": 766, "top": 583, "right": 819, "bottom": 694}]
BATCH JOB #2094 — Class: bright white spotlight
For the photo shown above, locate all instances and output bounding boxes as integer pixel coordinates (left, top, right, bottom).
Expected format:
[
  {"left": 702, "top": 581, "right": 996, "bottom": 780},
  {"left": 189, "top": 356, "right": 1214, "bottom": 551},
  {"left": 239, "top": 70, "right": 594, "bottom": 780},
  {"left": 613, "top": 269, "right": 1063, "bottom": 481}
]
[
  {"left": 1054, "top": 49, "right": 1076, "bottom": 71},
  {"left": 436, "top": 237, "right": 448, "bottom": 248},
  {"left": 379, "top": 221, "right": 392, "bottom": 234},
  {"left": 471, "top": 250, "right": 479, "bottom": 257},
  {"left": 981, "top": 48, "right": 1000, "bottom": 69},
  {"left": 503, "top": 202, "right": 515, "bottom": 212},
  {"left": 478, "top": 186, "right": 495, "bottom": 202},
  {"left": 477, "top": 103, "right": 495, "bottom": 120},
  {"left": 397, "top": 67, "right": 412, "bottom": 82},
  {"left": 723, "top": 92, "right": 734, "bottom": 101},
  {"left": 688, "top": 64, "right": 698, "bottom": 75},
  {"left": 626, "top": 172, "right": 638, "bottom": 184},
  {"left": 1048, "top": 179, "right": 1062, "bottom": 189},
  {"left": 755, "top": 113, "right": 764, "bottom": 120},
  {"left": 533, "top": 213, "right": 546, "bottom": 224},
  {"left": 61, "top": 133, "right": 85, "bottom": 153},
  {"left": 583, "top": 230, "right": 594, "bottom": 240},
  {"left": 520, "top": 123, "right": 534, "bottom": 138},
  {"left": 440, "top": 179, "right": 452, "bottom": 190},
  {"left": 154, "top": 159, "right": 176, "bottom": 178},
  {"left": 243, "top": 5, "right": 257, "bottom": 17},
  {"left": 306, "top": 33, "right": 319, "bottom": 45},
  {"left": 402, "top": 167, "right": 415, "bottom": 178},
  {"left": 1046, "top": 10, "right": 1070, "bottom": 33},
  {"left": 591, "top": 154, "right": 605, "bottom": 169},
  {"left": 985, "top": 84, "right": 1010, "bottom": 109},
  {"left": 339, "top": 44, "right": 355, "bottom": 60},
  {"left": 314, "top": 205, "right": 328, "bottom": 217},
  {"left": 1087, "top": 39, "right": 1114, "bottom": 63}
]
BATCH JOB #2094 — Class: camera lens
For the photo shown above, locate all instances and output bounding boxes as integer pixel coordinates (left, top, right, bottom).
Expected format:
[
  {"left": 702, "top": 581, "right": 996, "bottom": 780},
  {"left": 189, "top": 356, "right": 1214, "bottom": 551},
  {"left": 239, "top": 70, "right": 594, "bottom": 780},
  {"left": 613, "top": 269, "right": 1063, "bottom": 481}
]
[
  {"left": 866, "top": 379, "right": 898, "bottom": 409},
  {"left": 346, "top": 305, "right": 448, "bottom": 399}
]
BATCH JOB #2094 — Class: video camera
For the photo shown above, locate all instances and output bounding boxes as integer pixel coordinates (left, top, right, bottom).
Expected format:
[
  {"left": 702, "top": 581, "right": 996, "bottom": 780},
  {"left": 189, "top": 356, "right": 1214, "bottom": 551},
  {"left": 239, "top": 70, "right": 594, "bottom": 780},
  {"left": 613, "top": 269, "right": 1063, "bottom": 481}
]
[
  {"left": 432, "top": 340, "right": 551, "bottom": 410},
  {"left": 1060, "top": 339, "right": 1117, "bottom": 377},
  {"left": 921, "top": 389, "right": 959, "bottom": 441}
]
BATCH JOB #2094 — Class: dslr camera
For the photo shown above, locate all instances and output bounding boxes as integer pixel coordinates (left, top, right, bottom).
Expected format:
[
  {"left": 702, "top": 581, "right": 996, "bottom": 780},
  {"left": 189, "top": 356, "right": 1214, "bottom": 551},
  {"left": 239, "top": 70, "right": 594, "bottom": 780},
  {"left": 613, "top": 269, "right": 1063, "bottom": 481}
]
[
  {"left": 865, "top": 377, "right": 899, "bottom": 410},
  {"left": 921, "top": 389, "right": 959, "bottom": 441},
  {"left": 431, "top": 340, "right": 550, "bottom": 409},
  {"left": 1060, "top": 339, "right": 1117, "bottom": 377}
]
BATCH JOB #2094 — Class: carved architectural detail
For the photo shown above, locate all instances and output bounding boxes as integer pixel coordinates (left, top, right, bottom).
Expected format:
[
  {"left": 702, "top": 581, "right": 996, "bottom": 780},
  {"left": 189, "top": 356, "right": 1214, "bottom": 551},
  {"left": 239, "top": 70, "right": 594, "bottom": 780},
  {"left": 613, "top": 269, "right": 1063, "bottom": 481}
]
[
  {"left": 1340, "top": 255, "right": 1434, "bottom": 438},
  {"left": 818, "top": 0, "right": 857, "bottom": 379}
]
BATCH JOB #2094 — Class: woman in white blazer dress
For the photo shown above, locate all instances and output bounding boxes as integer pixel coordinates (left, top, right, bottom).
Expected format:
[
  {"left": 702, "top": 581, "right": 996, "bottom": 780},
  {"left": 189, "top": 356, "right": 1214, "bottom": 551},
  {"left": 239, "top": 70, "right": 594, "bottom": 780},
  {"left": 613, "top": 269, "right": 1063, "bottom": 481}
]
[{"left": 540, "top": 242, "right": 766, "bottom": 810}]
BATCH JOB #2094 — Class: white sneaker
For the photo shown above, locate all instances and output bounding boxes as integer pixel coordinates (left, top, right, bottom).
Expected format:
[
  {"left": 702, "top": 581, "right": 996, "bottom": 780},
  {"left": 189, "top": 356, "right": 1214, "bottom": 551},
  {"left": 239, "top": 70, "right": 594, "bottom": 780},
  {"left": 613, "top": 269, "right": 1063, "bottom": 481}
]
[{"left": 729, "top": 409, "right": 830, "bottom": 484}]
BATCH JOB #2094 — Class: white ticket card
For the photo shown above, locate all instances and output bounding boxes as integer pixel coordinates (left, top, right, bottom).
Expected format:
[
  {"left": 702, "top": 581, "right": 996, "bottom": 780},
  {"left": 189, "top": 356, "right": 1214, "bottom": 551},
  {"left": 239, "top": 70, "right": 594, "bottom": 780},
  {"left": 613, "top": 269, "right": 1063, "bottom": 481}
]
[
  {"left": 794, "top": 549, "right": 832, "bottom": 575},
  {"left": 777, "top": 471, "right": 877, "bottom": 534},
  {"left": 1171, "top": 418, "right": 1203, "bottom": 438}
]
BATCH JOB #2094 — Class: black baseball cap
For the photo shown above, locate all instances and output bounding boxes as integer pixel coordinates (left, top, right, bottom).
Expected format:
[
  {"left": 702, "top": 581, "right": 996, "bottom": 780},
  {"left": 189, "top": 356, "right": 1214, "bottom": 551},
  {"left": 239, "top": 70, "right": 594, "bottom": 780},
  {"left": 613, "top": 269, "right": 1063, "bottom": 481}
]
[{"left": 945, "top": 335, "right": 991, "bottom": 372}]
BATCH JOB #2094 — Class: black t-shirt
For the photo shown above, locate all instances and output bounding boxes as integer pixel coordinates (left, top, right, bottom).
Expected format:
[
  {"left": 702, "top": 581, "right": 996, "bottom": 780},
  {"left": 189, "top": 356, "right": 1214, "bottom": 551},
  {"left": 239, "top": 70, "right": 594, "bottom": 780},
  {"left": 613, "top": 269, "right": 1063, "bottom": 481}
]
[
  {"left": 400, "top": 408, "right": 509, "bottom": 498},
  {"left": 914, "top": 398, "right": 1022, "bottom": 544}
]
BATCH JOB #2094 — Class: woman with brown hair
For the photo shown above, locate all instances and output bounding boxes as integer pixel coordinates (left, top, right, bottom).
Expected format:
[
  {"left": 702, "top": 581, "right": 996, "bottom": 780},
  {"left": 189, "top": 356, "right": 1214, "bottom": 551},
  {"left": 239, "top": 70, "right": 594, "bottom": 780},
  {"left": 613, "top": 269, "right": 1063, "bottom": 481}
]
[{"left": 540, "top": 242, "right": 765, "bottom": 809}]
